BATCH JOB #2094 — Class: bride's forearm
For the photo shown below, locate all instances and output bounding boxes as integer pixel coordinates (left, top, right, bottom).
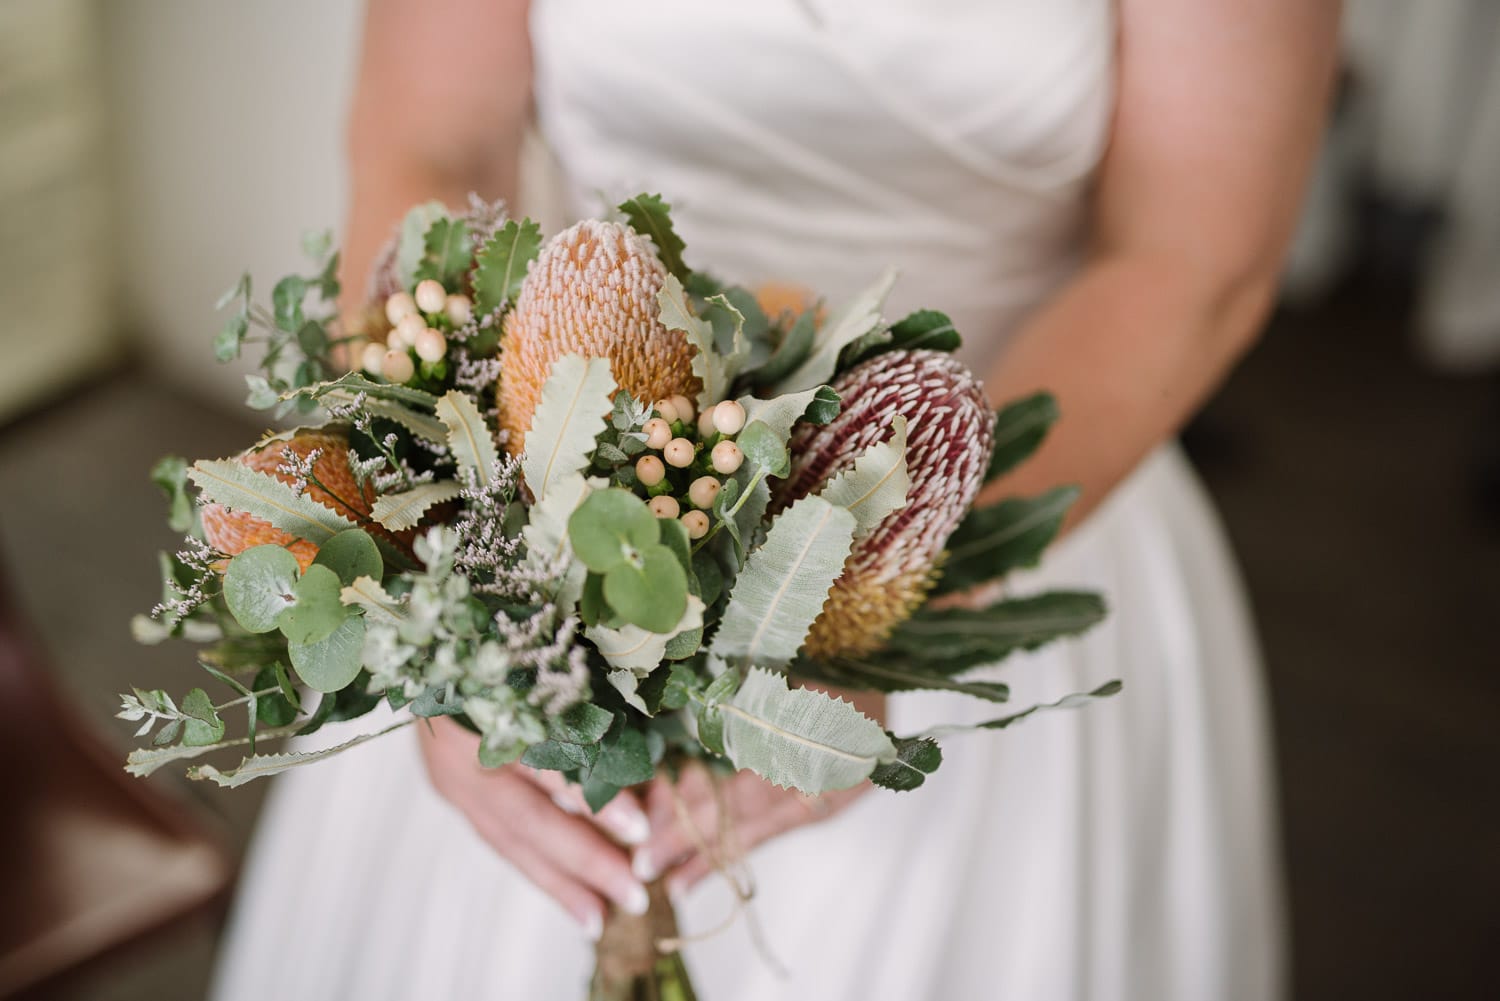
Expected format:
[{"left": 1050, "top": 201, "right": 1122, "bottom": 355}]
[{"left": 977, "top": 250, "right": 1275, "bottom": 529}]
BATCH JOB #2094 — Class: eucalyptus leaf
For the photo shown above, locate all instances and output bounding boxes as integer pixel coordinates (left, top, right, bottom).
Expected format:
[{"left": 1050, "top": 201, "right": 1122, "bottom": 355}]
[
  {"left": 312, "top": 529, "right": 383, "bottom": 586},
  {"left": 222, "top": 545, "right": 301, "bottom": 634},
  {"left": 736, "top": 422, "right": 790, "bottom": 478},
  {"left": 150, "top": 455, "right": 195, "bottom": 533},
  {"left": 591, "top": 725, "right": 654, "bottom": 788},
  {"left": 189, "top": 460, "right": 358, "bottom": 547},
  {"left": 276, "top": 564, "right": 349, "bottom": 645},
  {"left": 603, "top": 545, "right": 688, "bottom": 634},
  {"left": 435, "top": 390, "right": 501, "bottom": 488},
  {"left": 521, "top": 354, "right": 617, "bottom": 499},
  {"left": 215, "top": 312, "right": 248, "bottom": 362},
  {"left": 567, "top": 488, "right": 659, "bottom": 573},
  {"left": 818, "top": 414, "right": 909, "bottom": 538},
  {"left": 720, "top": 668, "right": 896, "bottom": 793},
  {"left": 288, "top": 613, "right": 365, "bottom": 693},
  {"left": 370, "top": 481, "right": 463, "bottom": 532},
  {"left": 711, "top": 495, "right": 855, "bottom": 668},
  {"left": 180, "top": 688, "right": 226, "bottom": 747}
]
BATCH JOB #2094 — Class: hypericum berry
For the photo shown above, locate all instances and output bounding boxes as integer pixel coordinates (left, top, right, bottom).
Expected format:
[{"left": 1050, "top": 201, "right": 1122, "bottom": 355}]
[
  {"left": 648, "top": 495, "right": 681, "bottom": 519},
  {"left": 444, "top": 293, "right": 472, "bottom": 325},
  {"left": 712, "top": 399, "right": 747, "bottom": 435},
  {"left": 414, "top": 327, "right": 447, "bottom": 362},
  {"left": 710, "top": 440, "right": 744, "bottom": 475},
  {"left": 385, "top": 291, "right": 418, "bottom": 325},
  {"left": 414, "top": 279, "right": 447, "bottom": 314},
  {"left": 636, "top": 455, "right": 666, "bottom": 487},
  {"left": 697, "top": 408, "right": 719, "bottom": 439},
  {"left": 664, "top": 438, "right": 695, "bottom": 468},
  {"left": 688, "top": 476, "right": 721, "bottom": 509},
  {"left": 667, "top": 394, "right": 695, "bottom": 423},
  {"left": 681, "top": 510, "right": 710, "bottom": 539},
  {"left": 391, "top": 313, "right": 425, "bottom": 349},
  {"left": 360, "top": 341, "right": 387, "bottom": 375},
  {"left": 642, "top": 418, "right": 672, "bottom": 450},
  {"left": 382, "top": 349, "right": 415, "bottom": 384},
  {"left": 654, "top": 398, "right": 681, "bottom": 424}
]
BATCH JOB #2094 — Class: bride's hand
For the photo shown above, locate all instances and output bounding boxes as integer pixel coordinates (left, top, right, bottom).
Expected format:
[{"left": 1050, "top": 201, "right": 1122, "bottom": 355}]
[
  {"left": 417, "top": 716, "right": 652, "bottom": 937},
  {"left": 633, "top": 761, "right": 868, "bottom": 895}
]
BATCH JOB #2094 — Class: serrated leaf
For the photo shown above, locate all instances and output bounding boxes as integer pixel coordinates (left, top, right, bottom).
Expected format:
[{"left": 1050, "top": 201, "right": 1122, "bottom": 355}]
[
  {"left": 617, "top": 193, "right": 688, "bottom": 281},
  {"left": 590, "top": 724, "right": 654, "bottom": 787},
  {"left": 737, "top": 385, "right": 840, "bottom": 445},
  {"left": 985, "top": 392, "right": 1060, "bottom": 482},
  {"left": 711, "top": 495, "right": 856, "bottom": 668},
  {"left": 547, "top": 702, "right": 616, "bottom": 745},
  {"left": 936, "top": 486, "right": 1079, "bottom": 593},
  {"left": 395, "top": 201, "right": 449, "bottom": 290},
  {"left": 720, "top": 668, "right": 895, "bottom": 793},
  {"left": 869, "top": 736, "right": 942, "bottom": 791},
  {"left": 288, "top": 613, "right": 365, "bottom": 692},
  {"left": 818, "top": 414, "right": 909, "bottom": 538},
  {"left": 414, "top": 217, "right": 471, "bottom": 288},
  {"left": 305, "top": 372, "right": 440, "bottom": 410},
  {"left": 847, "top": 309, "right": 961, "bottom": 367},
  {"left": 340, "top": 575, "right": 405, "bottom": 625},
  {"left": 659, "top": 275, "right": 733, "bottom": 409},
  {"left": 608, "top": 669, "right": 651, "bottom": 715},
  {"left": 370, "top": 481, "right": 463, "bottom": 531},
  {"left": 188, "top": 718, "right": 414, "bottom": 787},
  {"left": 435, "top": 390, "right": 501, "bottom": 488},
  {"left": 587, "top": 596, "right": 704, "bottom": 673},
  {"left": 795, "top": 655, "right": 1011, "bottom": 703},
  {"left": 522, "top": 355, "right": 617, "bottom": 499},
  {"left": 473, "top": 217, "right": 543, "bottom": 316},
  {"left": 917, "top": 681, "right": 1124, "bottom": 739},
  {"left": 883, "top": 591, "right": 1106, "bottom": 670},
  {"left": 189, "top": 460, "right": 358, "bottom": 546},
  {"left": 773, "top": 268, "right": 897, "bottom": 394}
]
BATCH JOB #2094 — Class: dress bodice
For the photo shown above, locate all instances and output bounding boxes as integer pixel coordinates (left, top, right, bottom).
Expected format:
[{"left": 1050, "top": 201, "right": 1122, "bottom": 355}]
[{"left": 530, "top": 0, "right": 1115, "bottom": 371}]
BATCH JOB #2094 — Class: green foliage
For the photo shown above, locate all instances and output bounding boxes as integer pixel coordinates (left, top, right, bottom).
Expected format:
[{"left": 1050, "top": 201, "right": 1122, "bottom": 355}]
[
  {"left": 276, "top": 564, "right": 348, "bottom": 644},
  {"left": 413, "top": 217, "right": 472, "bottom": 288},
  {"left": 919, "top": 681, "right": 1124, "bottom": 739},
  {"left": 869, "top": 736, "right": 942, "bottom": 791},
  {"left": 223, "top": 545, "right": 301, "bottom": 634},
  {"left": 569, "top": 490, "right": 689, "bottom": 633},
  {"left": 473, "top": 217, "right": 543, "bottom": 316},
  {"left": 150, "top": 455, "right": 196, "bottom": 533},
  {"left": 288, "top": 613, "right": 365, "bottom": 693},
  {"left": 187, "top": 718, "right": 414, "bottom": 788},
  {"left": 773, "top": 268, "right": 897, "bottom": 394},
  {"left": 370, "top": 481, "right": 463, "bottom": 532},
  {"left": 435, "top": 390, "right": 501, "bottom": 488},
  {"left": 394, "top": 201, "right": 450, "bottom": 290},
  {"left": 180, "top": 688, "right": 226, "bottom": 746},
  {"left": 881, "top": 591, "right": 1107, "bottom": 671},
  {"left": 794, "top": 654, "right": 1011, "bottom": 703},
  {"left": 843, "top": 309, "right": 960, "bottom": 368},
  {"left": 818, "top": 414, "right": 909, "bottom": 538},
  {"left": 568, "top": 489, "right": 659, "bottom": 572},
  {"left": 617, "top": 193, "right": 688, "bottom": 282},
  {"left": 986, "top": 392, "right": 1060, "bottom": 483},
  {"left": 312, "top": 529, "right": 383, "bottom": 587},
  {"left": 603, "top": 546, "right": 688, "bottom": 634},
  {"left": 253, "top": 664, "right": 300, "bottom": 727},
  {"left": 748, "top": 309, "right": 818, "bottom": 388},
  {"left": 659, "top": 275, "right": 744, "bottom": 409},
  {"left": 215, "top": 312, "right": 248, "bottom": 362},
  {"left": 935, "top": 486, "right": 1079, "bottom": 594},
  {"left": 189, "top": 460, "right": 358, "bottom": 547},
  {"left": 736, "top": 422, "right": 791, "bottom": 478},
  {"left": 521, "top": 354, "right": 617, "bottom": 499}
]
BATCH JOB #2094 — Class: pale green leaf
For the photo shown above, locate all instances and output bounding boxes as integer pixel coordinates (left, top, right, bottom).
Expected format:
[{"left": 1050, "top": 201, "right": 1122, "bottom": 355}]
[
  {"left": 774, "top": 267, "right": 897, "bottom": 394},
  {"left": 521, "top": 471, "right": 593, "bottom": 611},
  {"left": 818, "top": 414, "right": 909, "bottom": 538},
  {"left": 587, "top": 596, "right": 704, "bottom": 673},
  {"left": 189, "top": 460, "right": 358, "bottom": 546},
  {"left": 720, "top": 668, "right": 896, "bottom": 793},
  {"left": 370, "top": 481, "right": 463, "bottom": 531},
  {"left": 340, "top": 575, "right": 405, "bottom": 625},
  {"left": 288, "top": 613, "right": 365, "bottom": 692},
  {"left": 915, "top": 681, "right": 1123, "bottom": 739},
  {"left": 304, "top": 372, "right": 440, "bottom": 410},
  {"left": 395, "top": 201, "right": 450, "bottom": 290},
  {"left": 658, "top": 275, "right": 732, "bottom": 409},
  {"left": 125, "top": 723, "right": 302, "bottom": 777},
  {"left": 521, "top": 355, "right": 617, "bottom": 499},
  {"left": 435, "top": 390, "right": 501, "bottom": 488},
  {"left": 188, "top": 718, "right": 414, "bottom": 787},
  {"left": 737, "top": 385, "right": 840, "bottom": 445},
  {"left": 711, "top": 495, "right": 856, "bottom": 668},
  {"left": 312, "top": 529, "right": 383, "bottom": 586},
  {"left": 608, "top": 669, "right": 651, "bottom": 716},
  {"left": 222, "top": 545, "right": 300, "bottom": 634}
]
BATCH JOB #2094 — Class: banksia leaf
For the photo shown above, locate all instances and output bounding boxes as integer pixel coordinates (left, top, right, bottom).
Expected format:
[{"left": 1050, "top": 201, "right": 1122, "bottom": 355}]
[
  {"left": 778, "top": 350, "right": 993, "bottom": 658},
  {"left": 200, "top": 429, "right": 376, "bottom": 573},
  {"left": 497, "top": 220, "right": 700, "bottom": 455}
]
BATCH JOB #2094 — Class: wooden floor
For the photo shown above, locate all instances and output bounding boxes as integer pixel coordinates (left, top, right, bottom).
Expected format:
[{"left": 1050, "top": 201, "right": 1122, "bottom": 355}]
[{"left": 2, "top": 274, "right": 1495, "bottom": 999}]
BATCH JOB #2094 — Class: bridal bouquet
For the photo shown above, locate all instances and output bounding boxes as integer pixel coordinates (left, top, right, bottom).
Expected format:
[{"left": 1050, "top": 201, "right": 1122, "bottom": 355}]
[{"left": 121, "top": 194, "right": 1117, "bottom": 999}]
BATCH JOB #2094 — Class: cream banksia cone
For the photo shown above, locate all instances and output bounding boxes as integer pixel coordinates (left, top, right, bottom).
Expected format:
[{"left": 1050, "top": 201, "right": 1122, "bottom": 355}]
[
  {"left": 777, "top": 350, "right": 994, "bottom": 659},
  {"left": 201, "top": 429, "right": 376, "bottom": 573},
  {"left": 497, "top": 220, "right": 701, "bottom": 454}
]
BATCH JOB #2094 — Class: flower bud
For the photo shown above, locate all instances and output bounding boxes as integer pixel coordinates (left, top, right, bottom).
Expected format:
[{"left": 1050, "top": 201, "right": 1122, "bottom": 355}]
[
  {"left": 710, "top": 440, "right": 744, "bottom": 475},
  {"left": 688, "top": 476, "right": 721, "bottom": 509},
  {"left": 414, "top": 279, "right": 447, "bottom": 314},
  {"left": 653, "top": 398, "right": 680, "bottom": 424},
  {"left": 648, "top": 495, "right": 681, "bottom": 519},
  {"left": 444, "top": 293, "right": 473, "bottom": 325},
  {"left": 635, "top": 455, "right": 666, "bottom": 487},
  {"left": 697, "top": 408, "right": 719, "bottom": 439},
  {"left": 391, "top": 313, "right": 425, "bottom": 350},
  {"left": 712, "top": 399, "right": 747, "bottom": 435},
  {"left": 414, "top": 327, "right": 447, "bottom": 362},
  {"left": 382, "top": 348, "right": 415, "bottom": 384},
  {"left": 642, "top": 418, "right": 673, "bottom": 450},
  {"left": 664, "top": 437, "right": 696, "bottom": 468},
  {"left": 360, "top": 341, "right": 387, "bottom": 375},
  {"left": 667, "top": 394, "right": 695, "bottom": 423},
  {"left": 384, "top": 291, "right": 417, "bottom": 325},
  {"left": 680, "top": 510, "right": 710, "bottom": 540}
]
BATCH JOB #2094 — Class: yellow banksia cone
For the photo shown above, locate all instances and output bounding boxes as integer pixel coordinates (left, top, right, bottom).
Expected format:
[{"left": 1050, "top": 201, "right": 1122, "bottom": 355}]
[
  {"left": 497, "top": 220, "right": 701, "bottom": 454},
  {"left": 776, "top": 350, "right": 994, "bottom": 659},
  {"left": 201, "top": 429, "right": 375, "bottom": 573}
]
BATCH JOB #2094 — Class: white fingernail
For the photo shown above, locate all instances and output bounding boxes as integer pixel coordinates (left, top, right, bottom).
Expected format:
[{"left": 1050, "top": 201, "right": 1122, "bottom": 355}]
[
  {"left": 614, "top": 810, "right": 650, "bottom": 846},
  {"left": 632, "top": 849, "right": 659, "bottom": 883},
  {"left": 621, "top": 882, "right": 650, "bottom": 916},
  {"left": 551, "top": 793, "right": 583, "bottom": 816},
  {"left": 582, "top": 911, "right": 602, "bottom": 941}
]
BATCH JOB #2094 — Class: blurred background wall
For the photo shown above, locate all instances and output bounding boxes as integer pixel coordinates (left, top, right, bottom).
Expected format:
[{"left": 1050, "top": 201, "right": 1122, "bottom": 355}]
[{"left": 0, "top": 2, "right": 1495, "bottom": 1000}]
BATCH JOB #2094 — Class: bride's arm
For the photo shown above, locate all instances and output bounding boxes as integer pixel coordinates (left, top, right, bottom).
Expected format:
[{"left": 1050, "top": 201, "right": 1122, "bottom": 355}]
[{"left": 979, "top": 0, "right": 1341, "bottom": 529}]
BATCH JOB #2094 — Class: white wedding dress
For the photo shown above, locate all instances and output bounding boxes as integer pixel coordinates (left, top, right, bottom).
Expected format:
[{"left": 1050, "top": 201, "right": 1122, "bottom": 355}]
[{"left": 213, "top": 1, "right": 1285, "bottom": 998}]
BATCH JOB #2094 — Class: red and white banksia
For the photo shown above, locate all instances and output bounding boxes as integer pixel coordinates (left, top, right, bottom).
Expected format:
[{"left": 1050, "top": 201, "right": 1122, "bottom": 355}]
[
  {"left": 497, "top": 220, "right": 701, "bottom": 454},
  {"left": 778, "top": 350, "right": 994, "bottom": 659}
]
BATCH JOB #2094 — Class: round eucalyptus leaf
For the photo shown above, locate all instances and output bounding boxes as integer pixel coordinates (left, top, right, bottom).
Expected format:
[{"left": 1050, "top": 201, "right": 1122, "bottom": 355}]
[
  {"left": 312, "top": 529, "right": 383, "bottom": 586},
  {"left": 276, "top": 563, "right": 349, "bottom": 645},
  {"left": 222, "top": 545, "right": 300, "bottom": 634},
  {"left": 568, "top": 488, "right": 660, "bottom": 573},
  {"left": 603, "top": 544, "right": 688, "bottom": 633},
  {"left": 288, "top": 613, "right": 365, "bottom": 693}
]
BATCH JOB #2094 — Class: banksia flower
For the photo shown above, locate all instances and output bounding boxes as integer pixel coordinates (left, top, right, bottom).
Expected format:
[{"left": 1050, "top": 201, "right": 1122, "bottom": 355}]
[
  {"left": 497, "top": 220, "right": 700, "bottom": 454},
  {"left": 201, "top": 429, "right": 375, "bottom": 572},
  {"left": 776, "top": 350, "right": 993, "bottom": 659}
]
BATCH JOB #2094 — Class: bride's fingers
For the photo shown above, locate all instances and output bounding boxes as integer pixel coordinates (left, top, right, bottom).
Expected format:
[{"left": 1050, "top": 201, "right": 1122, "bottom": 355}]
[
  {"left": 493, "top": 825, "right": 607, "bottom": 939},
  {"left": 520, "top": 767, "right": 650, "bottom": 846}
]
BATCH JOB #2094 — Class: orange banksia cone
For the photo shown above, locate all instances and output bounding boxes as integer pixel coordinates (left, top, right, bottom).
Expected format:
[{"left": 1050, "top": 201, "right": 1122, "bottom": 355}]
[
  {"left": 201, "top": 429, "right": 375, "bottom": 572},
  {"left": 778, "top": 350, "right": 994, "bottom": 658},
  {"left": 497, "top": 219, "right": 701, "bottom": 454}
]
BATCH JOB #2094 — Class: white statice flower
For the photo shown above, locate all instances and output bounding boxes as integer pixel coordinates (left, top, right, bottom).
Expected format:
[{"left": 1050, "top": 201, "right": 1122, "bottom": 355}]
[{"left": 465, "top": 686, "right": 547, "bottom": 757}]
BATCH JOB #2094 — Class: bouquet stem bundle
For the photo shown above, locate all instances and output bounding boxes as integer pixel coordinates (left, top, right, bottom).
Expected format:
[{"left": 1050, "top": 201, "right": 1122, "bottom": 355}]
[{"left": 591, "top": 880, "right": 696, "bottom": 1001}]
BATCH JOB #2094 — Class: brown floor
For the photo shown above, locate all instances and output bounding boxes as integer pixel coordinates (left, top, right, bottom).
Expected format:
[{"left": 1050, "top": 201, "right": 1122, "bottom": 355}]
[{"left": 1, "top": 274, "right": 1495, "bottom": 999}]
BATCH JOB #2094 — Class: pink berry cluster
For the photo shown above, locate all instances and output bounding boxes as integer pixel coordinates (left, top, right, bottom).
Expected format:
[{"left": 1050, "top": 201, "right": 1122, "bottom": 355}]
[
  {"left": 629, "top": 394, "right": 748, "bottom": 540},
  {"left": 361, "top": 279, "right": 473, "bottom": 384}
]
